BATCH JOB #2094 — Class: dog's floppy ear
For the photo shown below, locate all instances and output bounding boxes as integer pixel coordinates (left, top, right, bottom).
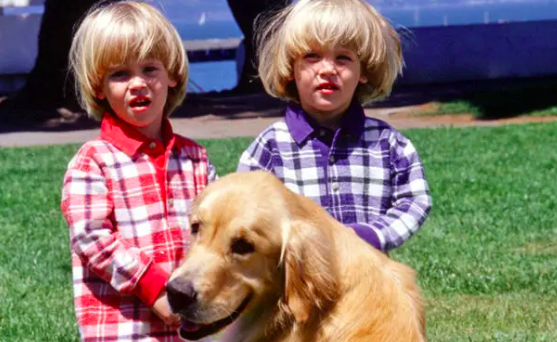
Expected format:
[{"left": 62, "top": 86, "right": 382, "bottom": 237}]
[{"left": 283, "top": 220, "right": 339, "bottom": 324}]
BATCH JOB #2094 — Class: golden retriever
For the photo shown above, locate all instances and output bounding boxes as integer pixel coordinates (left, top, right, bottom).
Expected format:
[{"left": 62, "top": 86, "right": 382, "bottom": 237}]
[{"left": 167, "top": 171, "right": 426, "bottom": 342}]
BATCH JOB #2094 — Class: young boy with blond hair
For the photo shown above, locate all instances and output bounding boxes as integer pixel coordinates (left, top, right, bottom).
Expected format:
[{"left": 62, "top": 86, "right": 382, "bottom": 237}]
[
  {"left": 238, "top": 0, "right": 432, "bottom": 252},
  {"left": 61, "top": 2, "right": 216, "bottom": 340}
]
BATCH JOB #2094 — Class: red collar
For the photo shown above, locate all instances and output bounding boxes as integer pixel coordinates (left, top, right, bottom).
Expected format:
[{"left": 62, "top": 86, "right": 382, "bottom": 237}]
[{"left": 99, "top": 114, "right": 179, "bottom": 156}]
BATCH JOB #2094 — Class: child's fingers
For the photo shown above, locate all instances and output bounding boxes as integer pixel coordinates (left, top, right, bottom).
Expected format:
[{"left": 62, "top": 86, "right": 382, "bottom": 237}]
[
  {"left": 165, "top": 313, "right": 181, "bottom": 325},
  {"left": 153, "top": 308, "right": 179, "bottom": 325}
]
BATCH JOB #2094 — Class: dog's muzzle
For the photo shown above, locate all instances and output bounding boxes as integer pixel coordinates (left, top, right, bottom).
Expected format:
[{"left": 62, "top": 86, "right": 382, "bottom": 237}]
[{"left": 166, "top": 277, "right": 198, "bottom": 315}]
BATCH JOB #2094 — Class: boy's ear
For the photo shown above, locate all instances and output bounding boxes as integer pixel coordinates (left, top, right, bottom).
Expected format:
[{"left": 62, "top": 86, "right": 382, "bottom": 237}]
[
  {"left": 359, "top": 75, "right": 368, "bottom": 84},
  {"left": 169, "top": 78, "right": 178, "bottom": 88},
  {"left": 97, "top": 91, "right": 106, "bottom": 100}
]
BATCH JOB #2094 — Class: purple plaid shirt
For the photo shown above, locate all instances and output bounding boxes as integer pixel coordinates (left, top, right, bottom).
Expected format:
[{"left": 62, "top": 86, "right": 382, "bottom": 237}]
[{"left": 237, "top": 102, "right": 432, "bottom": 251}]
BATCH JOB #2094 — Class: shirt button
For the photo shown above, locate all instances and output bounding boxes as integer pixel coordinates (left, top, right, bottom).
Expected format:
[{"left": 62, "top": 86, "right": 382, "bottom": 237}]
[
  {"left": 320, "top": 129, "right": 326, "bottom": 137},
  {"left": 332, "top": 182, "right": 339, "bottom": 191},
  {"left": 149, "top": 142, "right": 156, "bottom": 149},
  {"left": 168, "top": 198, "right": 174, "bottom": 207},
  {"left": 329, "top": 156, "right": 335, "bottom": 164}
]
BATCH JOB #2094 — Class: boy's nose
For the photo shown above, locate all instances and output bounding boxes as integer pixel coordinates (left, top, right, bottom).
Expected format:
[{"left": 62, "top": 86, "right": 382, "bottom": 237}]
[
  {"left": 318, "top": 59, "right": 337, "bottom": 76},
  {"left": 129, "top": 76, "right": 147, "bottom": 90}
]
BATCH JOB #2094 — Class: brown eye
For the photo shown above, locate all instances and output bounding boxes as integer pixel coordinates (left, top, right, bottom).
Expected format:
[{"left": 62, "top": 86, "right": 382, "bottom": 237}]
[
  {"left": 190, "top": 222, "right": 200, "bottom": 235},
  {"left": 231, "top": 238, "right": 255, "bottom": 255},
  {"left": 303, "top": 53, "right": 320, "bottom": 62},
  {"left": 109, "top": 70, "right": 128, "bottom": 79},
  {"left": 337, "top": 54, "right": 352, "bottom": 61},
  {"left": 144, "top": 66, "right": 158, "bottom": 73}
]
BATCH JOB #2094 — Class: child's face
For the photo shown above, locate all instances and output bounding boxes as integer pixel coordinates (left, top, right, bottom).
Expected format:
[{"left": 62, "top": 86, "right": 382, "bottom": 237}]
[
  {"left": 292, "top": 46, "right": 367, "bottom": 129},
  {"left": 98, "top": 59, "right": 177, "bottom": 139}
]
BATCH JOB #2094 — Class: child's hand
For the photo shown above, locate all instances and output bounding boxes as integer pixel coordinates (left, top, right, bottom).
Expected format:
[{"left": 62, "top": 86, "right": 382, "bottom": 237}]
[{"left": 152, "top": 291, "right": 181, "bottom": 326}]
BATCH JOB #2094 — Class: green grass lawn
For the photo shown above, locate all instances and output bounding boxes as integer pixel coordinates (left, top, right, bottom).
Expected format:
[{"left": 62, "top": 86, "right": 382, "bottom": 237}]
[{"left": 1, "top": 124, "right": 557, "bottom": 341}]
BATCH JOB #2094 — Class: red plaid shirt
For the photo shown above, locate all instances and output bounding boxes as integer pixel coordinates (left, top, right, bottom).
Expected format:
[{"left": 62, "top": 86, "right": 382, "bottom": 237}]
[{"left": 61, "top": 115, "right": 216, "bottom": 341}]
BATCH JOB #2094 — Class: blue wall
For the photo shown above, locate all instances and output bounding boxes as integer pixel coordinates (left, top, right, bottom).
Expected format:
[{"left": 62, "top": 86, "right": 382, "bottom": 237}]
[
  {"left": 3, "top": 0, "right": 557, "bottom": 92},
  {"left": 399, "top": 20, "right": 557, "bottom": 84}
]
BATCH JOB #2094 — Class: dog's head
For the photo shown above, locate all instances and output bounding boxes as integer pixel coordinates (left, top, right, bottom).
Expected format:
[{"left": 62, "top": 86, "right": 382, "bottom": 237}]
[{"left": 167, "top": 171, "right": 339, "bottom": 340}]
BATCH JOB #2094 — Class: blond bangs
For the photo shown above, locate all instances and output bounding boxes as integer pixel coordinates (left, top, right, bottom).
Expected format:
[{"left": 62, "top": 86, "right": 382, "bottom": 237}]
[
  {"left": 70, "top": 1, "right": 188, "bottom": 120},
  {"left": 91, "top": 11, "right": 183, "bottom": 77},
  {"left": 257, "top": 0, "right": 402, "bottom": 104},
  {"left": 284, "top": 2, "right": 367, "bottom": 56}
]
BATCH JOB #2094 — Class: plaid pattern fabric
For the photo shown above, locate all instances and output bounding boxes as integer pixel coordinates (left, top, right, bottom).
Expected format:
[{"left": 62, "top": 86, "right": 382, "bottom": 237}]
[
  {"left": 61, "top": 115, "right": 216, "bottom": 341},
  {"left": 238, "top": 102, "right": 431, "bottom": 251}
]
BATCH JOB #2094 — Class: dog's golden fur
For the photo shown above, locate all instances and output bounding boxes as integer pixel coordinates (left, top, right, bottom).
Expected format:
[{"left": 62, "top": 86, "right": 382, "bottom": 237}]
[{"left": 170, "top": 171, "right": 426, "bottom": 342}]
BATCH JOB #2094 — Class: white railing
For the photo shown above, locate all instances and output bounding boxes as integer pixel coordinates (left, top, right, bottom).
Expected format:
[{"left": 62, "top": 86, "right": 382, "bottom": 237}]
[{"left": 0, "top": 0, "right": 43, "bottom": 7}]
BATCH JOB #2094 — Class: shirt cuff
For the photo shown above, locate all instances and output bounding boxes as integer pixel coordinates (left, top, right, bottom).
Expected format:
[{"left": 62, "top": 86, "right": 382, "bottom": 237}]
[
  {"left": 132, "top": 262, "right": 170, "bottom": 307},
  {"left": 348, "top": 223, "right": 383, "bottom": 251}
]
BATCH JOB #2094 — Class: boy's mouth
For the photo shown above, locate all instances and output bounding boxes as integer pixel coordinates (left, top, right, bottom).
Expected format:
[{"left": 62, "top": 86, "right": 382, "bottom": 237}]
[
  {"left": 317, "top": 82, "right": 339, "bottom": 94},
  {"left": 129, "top": 96, "right": 152, "bottom": 109}
]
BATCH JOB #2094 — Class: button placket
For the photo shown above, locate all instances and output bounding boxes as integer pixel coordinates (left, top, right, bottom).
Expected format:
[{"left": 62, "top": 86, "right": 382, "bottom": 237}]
[{"left": 328, "top": 152, "right": 339, "bottom": 192}]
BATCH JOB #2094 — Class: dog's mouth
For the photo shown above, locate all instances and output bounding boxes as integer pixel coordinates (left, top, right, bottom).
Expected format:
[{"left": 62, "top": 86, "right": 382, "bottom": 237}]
[{"left": 178, "top": 292, "right": 253, "bottom": 340}]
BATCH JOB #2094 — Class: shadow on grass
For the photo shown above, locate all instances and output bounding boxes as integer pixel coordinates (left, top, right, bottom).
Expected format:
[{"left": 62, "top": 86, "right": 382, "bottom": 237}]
[
  {"left": 438, "top": 77, "right": 557, "bottom": 120},
  {"left": 2, "top": 76, "right": 557, "bottom": 133}
]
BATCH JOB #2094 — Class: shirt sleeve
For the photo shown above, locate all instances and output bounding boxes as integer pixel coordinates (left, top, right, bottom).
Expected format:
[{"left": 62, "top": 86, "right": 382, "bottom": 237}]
[
  {"left": 207, "top": 157, "right": 218, "bottom": 183},
  {"left": 237, "top": 135, "right": 274, "bottom": 172},
  {"left": 348, "top": 134, "right": 432, "bottom": 252},
  {"left": 60, "top": 151, "right": 168, "bottom": 307}
]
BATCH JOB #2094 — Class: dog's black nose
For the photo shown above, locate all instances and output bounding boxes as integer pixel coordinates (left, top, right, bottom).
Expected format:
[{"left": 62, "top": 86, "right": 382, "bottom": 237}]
[{"left": 166, "top": 278, "right": 198, "bottom": 313}]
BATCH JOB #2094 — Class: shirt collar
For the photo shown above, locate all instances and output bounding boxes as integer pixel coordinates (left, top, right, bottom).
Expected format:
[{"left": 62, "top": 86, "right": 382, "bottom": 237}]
[
  {"left": 100, "top": 114, "right": 178, "bottom": 156},
  {"left": 284, "top": 100, "right": 366, "bottom": 145},
  {"left": 284, "top": 103, "right": 315, "bottom": 145}
]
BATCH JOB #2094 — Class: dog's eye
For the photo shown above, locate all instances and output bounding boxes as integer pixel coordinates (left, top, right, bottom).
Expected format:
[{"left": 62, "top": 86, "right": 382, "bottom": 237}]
[
  {"left": 190, "top": 222, "right": 200, "bottom": 235},
  {"left": 231, "top": 238, "right": 255, "bottom": 255}
]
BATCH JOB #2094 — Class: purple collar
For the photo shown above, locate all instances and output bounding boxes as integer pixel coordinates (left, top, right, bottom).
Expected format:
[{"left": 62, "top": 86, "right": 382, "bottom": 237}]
[{"left": 284, "top": 101, "right": 366, "bottom": 145}]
